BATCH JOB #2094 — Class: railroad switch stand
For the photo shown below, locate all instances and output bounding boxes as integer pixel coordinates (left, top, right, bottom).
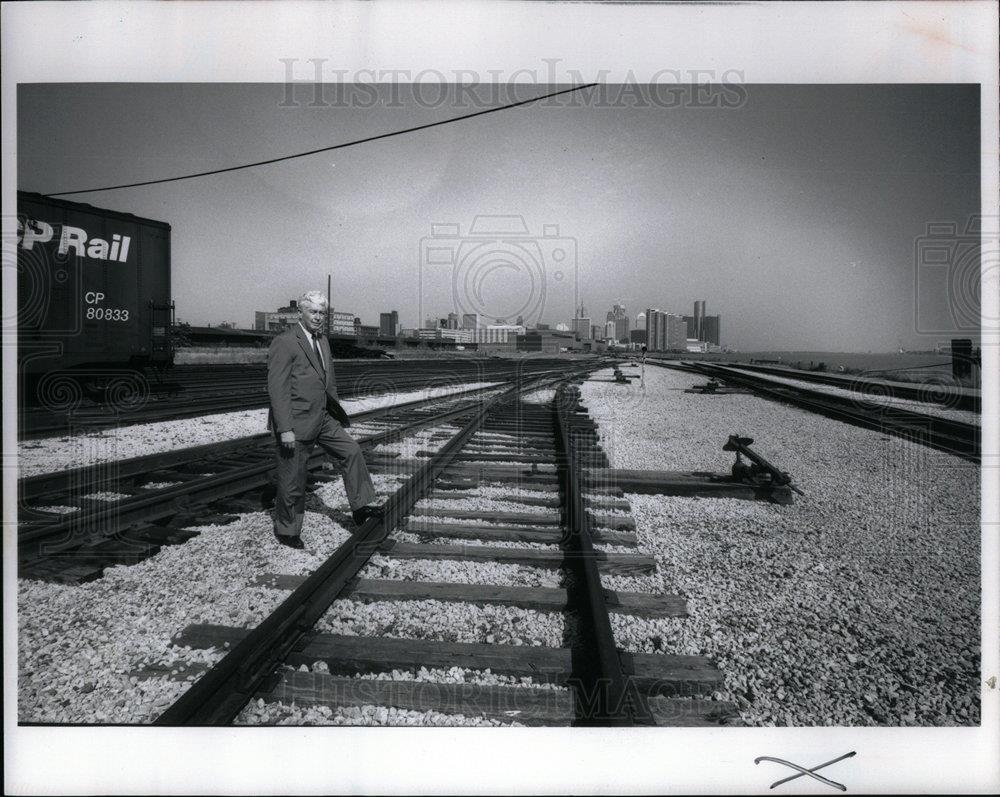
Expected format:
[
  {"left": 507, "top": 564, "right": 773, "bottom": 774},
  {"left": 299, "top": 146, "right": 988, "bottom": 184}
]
[
  {"left": 723, "top": 435, "right": 804, "bottom": 503},
  {"left": 612, "top": 367, "right": 636, "bottom": 384},
  {"left": 684, "top": 379, "right": 751, "bottom": 395}
]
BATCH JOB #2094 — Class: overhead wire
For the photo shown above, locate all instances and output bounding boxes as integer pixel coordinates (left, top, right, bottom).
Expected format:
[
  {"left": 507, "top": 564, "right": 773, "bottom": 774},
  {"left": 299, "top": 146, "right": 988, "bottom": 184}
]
[{"left": 46, "top": 83, "right": 599, "bottom": 197}]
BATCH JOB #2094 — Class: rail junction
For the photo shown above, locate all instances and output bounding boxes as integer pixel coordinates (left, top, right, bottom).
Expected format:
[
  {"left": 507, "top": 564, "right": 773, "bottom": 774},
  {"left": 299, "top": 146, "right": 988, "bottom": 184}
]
[
  {"left": 18, "top": 358, "right": 580, "bottom": 439},
  {"left": 16, "top": 355, "right": 979, "bottom": 727}
]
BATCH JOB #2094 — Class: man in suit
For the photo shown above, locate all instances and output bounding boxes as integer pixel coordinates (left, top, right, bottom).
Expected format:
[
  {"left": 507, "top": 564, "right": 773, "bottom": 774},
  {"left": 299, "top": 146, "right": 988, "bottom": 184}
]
[{"left": 267, "top": 291, "right": 382, "bottom": 549}]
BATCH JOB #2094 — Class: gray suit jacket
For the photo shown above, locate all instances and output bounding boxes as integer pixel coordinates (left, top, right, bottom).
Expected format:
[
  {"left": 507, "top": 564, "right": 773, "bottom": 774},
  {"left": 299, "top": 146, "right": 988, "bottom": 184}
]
[{"left": 267, "top": 324, "right": 349, "bottom": 439}]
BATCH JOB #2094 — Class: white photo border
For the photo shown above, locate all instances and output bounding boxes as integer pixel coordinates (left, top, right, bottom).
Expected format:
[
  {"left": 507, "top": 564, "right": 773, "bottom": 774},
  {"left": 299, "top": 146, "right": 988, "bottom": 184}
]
[{"left": 3, "top": 1, "right": 997, "bottom": 794}]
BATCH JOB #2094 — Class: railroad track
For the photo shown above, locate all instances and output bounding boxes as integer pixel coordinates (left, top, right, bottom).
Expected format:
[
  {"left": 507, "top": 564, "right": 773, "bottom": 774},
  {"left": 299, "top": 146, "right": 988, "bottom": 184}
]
[
  {"left": 143, "top": 370, "right": 734, "bottom": 727},
  {"left": 706, "top": 361, "right": 980, "bottom": 412},
  {"left": 18, "top": 358, "right": 594, "bottom": 439},
  {"left": 659, "top": 361, "right": 980, "bottom": 462},
  {"left": 18, "top": 373, "right": 508, "bottom": 440},
  {"left": 17, "top": 384, "right": 512, "bottom": 582}
]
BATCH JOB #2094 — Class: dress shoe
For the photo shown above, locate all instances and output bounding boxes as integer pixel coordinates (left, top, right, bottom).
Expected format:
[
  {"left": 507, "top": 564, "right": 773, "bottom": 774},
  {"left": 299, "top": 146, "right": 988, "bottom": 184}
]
[
  {"left": 352, "top": 505, "right": 384, "bottom": 525},
  {"left": 273, "top": 531, "right": 304, "bottom": 549}
]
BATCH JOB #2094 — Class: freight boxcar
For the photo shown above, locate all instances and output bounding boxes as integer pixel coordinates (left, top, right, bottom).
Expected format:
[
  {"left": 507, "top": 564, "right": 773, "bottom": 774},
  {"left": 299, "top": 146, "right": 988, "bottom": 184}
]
[{"left": 16, "top": 191, "right": 174, "bottom": 408}]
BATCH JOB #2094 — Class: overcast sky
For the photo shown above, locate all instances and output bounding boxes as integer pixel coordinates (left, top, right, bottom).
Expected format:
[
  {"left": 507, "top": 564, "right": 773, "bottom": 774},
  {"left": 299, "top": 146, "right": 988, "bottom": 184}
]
[{"left": 18, "top": 83, "right": 979, "bottom": 350}]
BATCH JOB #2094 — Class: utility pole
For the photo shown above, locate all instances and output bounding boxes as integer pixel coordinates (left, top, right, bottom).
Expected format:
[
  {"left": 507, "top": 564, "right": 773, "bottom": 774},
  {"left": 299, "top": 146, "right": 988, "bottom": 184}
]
[{"left": 326, "top": 274, "right": 331, "bottom": 336}]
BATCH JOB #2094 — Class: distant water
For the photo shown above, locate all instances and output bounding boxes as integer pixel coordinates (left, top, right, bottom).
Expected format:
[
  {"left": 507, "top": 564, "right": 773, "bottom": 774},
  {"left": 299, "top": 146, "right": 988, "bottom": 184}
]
[{"left": 679, "top": 351, "right": 962, "bottom": 378}]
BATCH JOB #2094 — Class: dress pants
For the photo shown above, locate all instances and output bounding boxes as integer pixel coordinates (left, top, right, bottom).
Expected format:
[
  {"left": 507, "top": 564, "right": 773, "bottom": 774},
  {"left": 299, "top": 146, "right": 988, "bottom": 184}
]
[{"left": 273, "top": 414, "right": 377, "bottom": 537}]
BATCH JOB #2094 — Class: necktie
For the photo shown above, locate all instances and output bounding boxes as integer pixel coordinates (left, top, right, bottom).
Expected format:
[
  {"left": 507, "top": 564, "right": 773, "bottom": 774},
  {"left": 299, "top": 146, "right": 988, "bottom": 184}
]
[{"left": 312, "top": 334, "right": 325, "bottom": 373}]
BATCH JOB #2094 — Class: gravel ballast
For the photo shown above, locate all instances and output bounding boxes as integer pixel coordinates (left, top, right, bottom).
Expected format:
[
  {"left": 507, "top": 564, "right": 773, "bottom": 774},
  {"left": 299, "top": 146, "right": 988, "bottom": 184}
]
[
  {"left": 394, "top": 531, "right": 560, "bottom": 550},
  {"left": 17, "top": 466, "right": 365, "bottom": 723},
  {"left": 18, "top": 508, "right": 354, "bottom": 723},
  {"left": 358, "top": 555, "right": 562, "bottom": 587},
  {"left": 416, "top": 496, "right": 561, "bottom": 516},
  {"left": 521, "top": 388, "right": 557, "bottom": 404},
  {"left": 316, "top": 598, "right": 566, "bottom": 647},
  {"left": 582, "top": 363, "right": 980, "bottom": 726},
  {"left": 235, "top": 699, "right": 523, "bottom": 726}
]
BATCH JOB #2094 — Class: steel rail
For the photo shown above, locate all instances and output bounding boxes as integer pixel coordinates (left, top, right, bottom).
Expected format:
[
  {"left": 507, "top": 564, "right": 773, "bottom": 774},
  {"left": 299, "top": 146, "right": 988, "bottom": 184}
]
[
  {"left": 553, "top": 382, "right": 644, "bottom": 726},
  {"left": 16, "top": 385, "right": 513, "bottom": 558},
  {"left": 18, "top": 374, "right": 506, "bottom": 439},
  {"left": 724, "top": 362, "right": 980, "bottom": 412},
  {"left": 657, "top": 361, "right": 979, "bottom": 462},
  {"left": 19, "top": 360, "right": 580, "bottom": 411},
  {"left": 18, "top": 381, "right": 509, "bottom": 503},
  {"left": 18, "top": 363, "right": 582, "bottom": 439},
  {"left": 154, "top": 369, "right": 588, "bottom": 725}
]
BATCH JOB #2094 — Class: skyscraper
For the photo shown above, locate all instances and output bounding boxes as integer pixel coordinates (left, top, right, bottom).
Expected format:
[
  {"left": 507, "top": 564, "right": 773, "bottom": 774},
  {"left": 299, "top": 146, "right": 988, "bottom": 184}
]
[
  {"left": 645, "top": 308, "right": 668, "bottom": 351},
  {"left": 703, "top": 314, "right": 721, "bottom": 346},
  {"left": 667, "top": 313, "right": 688, "bottom": 349},
  {"left": 684, "top": 315, "right": 696, "bottom": 338},
  {"left": 693, "top": 300, "right": 706, "bottom": 342},
  {"left": 607, "top": 302, "right": 630, "bottom": 342},
  {"left": 379, "top": 310, "right": 399, "bottom": 336},
  {"left": 572, "top": 317, "right": 592, "bottom": 340},
  {"left": 572, "top": 304, "right": 592, "bottom": 340},
  {"left": 644, "top": 308, "right": 658, "bottom": 350}
]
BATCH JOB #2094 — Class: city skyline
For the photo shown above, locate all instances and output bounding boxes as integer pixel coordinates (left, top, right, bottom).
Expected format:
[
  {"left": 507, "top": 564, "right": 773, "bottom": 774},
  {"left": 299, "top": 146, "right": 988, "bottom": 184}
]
[
  {"left": 17, "top": 83, "right": 980, "bottom": 351},
  {"left": 245, "top": 294, "right": 726, "bottom": 356}
]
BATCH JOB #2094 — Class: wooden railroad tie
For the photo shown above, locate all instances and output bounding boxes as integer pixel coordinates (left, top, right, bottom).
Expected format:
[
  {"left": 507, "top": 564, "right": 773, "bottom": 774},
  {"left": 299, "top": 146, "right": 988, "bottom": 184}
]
[
  {"left": 407, "top": 506, "right": 555, "bottom": 526},
  {"left": 167, "top": 624, "right": 736, "bottom": 725},
  {"left": 430, "top": 478, "right": 562, "bottom": 493},
  {"left": 249, "top": 574, "right": 685, "bottom": 618},
  {"left": 269, "top": 672, "right": 735, "bottom": 726},
  {"left": 425, "top": 490, "right": 565, "bottom": 508},
  {"left": 19, "top": 524, "right": 200, "bottom": 584},
  {"left": 367, "top": 458, "right": 560, "bottom": 480},
  {"left": 407, "top": 506, "right": 636, "bottom": 531},
  {"left": 378, "top": 540, "right": 656, "bottom": 575},
  {"left": 402, "top": 519, "right": 637, "bottom": 546},
  {"left": 415, "top": 491, "right": 630, "bottom": 512},
  {"left": 585, "top": 468, "right": 794, "bottom": 505}
]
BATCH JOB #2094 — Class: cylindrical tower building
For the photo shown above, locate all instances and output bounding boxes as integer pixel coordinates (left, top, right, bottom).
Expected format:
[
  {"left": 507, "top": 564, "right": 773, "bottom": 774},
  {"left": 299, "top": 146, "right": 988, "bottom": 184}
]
[{"left": 693, "top": 300, "right": 706, "bottom": 341}]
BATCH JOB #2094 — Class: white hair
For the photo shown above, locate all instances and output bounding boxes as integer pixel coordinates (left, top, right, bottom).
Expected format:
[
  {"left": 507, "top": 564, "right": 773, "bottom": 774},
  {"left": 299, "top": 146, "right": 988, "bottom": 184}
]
[{"left": 299, "top": 290, "right": 328, "bottom": 309}]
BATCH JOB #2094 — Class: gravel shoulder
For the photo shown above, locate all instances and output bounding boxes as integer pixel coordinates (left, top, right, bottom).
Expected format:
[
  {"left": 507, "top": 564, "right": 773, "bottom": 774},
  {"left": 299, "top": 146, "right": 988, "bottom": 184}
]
[{"left": 582, "top": 365, "right": 980, "bottom": 726}]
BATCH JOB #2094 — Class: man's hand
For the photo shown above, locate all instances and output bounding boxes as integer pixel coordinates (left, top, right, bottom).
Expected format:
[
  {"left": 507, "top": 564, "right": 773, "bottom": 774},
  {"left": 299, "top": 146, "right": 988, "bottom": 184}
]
[{"left": 280, "top": 431, "right": 296, "bottom": 450}]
